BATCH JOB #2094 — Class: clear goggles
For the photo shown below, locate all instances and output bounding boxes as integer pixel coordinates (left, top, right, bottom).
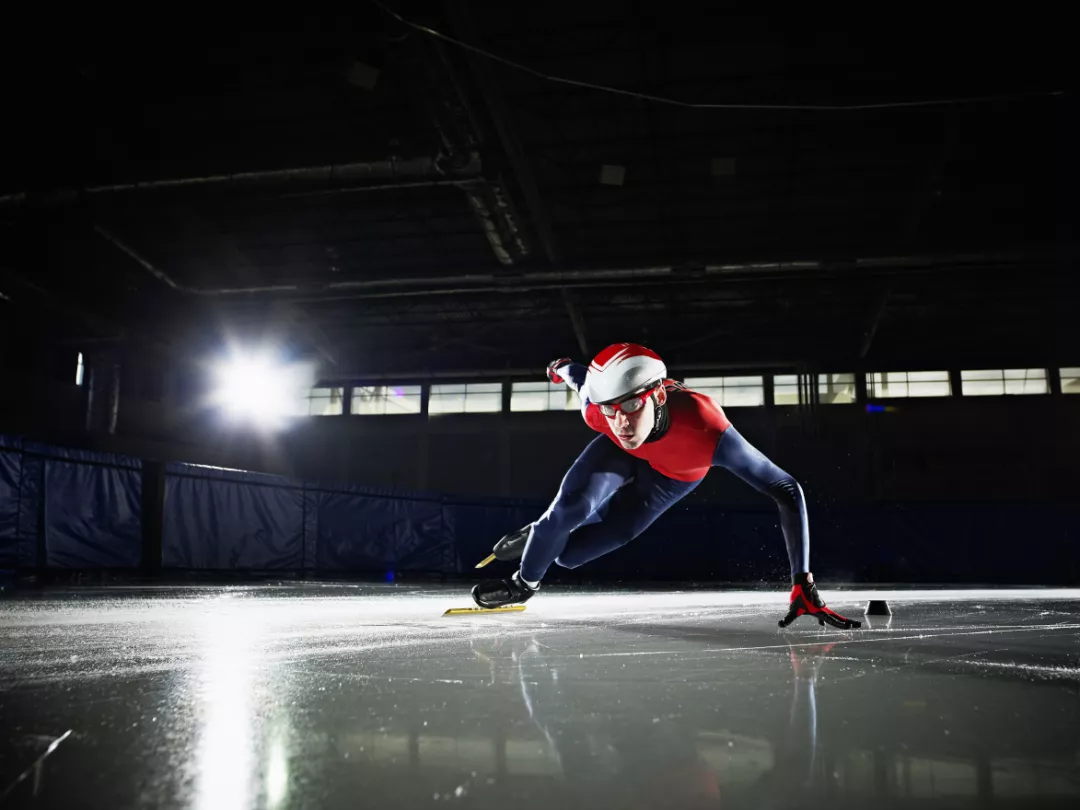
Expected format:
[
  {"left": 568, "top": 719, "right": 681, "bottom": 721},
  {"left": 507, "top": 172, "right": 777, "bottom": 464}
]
[{"left": 597, "top": 383, "right": 660, "bottom": 417}]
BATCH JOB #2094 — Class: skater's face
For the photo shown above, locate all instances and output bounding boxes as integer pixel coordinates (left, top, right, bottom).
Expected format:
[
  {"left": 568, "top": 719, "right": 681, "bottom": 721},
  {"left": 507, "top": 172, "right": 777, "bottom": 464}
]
[{"left": 605, "top": 386, "right": 667, "bottom": 449}]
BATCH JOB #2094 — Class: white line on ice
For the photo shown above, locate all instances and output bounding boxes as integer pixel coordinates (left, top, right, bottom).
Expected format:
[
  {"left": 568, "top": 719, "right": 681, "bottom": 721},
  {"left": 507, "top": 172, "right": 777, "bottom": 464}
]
[
  {"left": 947, "top": 659, "right": 1080, "bottom": 678},
  {"left": 578, "top": 623, "right": 1080, "bottom": 658}
]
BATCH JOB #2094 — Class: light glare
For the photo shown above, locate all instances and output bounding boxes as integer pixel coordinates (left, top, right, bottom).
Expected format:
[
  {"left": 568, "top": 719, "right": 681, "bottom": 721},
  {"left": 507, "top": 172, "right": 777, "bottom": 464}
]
[{"left": 209, "top": 351, "right": 315, "bottom": 428}]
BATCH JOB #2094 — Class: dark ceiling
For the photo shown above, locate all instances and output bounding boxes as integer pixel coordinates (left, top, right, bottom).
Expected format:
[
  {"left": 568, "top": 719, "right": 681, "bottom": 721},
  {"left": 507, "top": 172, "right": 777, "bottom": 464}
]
[{"left": 0, "top": 4, "right": 1075, "bottom": 379}]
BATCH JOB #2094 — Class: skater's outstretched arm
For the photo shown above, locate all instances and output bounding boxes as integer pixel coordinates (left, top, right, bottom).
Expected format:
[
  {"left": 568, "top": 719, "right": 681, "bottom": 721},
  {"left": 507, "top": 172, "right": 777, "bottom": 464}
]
[
  {"left": 547, "top": 358, "right": 590, "bottom": 415},
  {"left": 711, "top": 426, "right": 809, "bottom": 578},
  {"left": 711, "top": 426, "right": 861, "bottom": 630}
]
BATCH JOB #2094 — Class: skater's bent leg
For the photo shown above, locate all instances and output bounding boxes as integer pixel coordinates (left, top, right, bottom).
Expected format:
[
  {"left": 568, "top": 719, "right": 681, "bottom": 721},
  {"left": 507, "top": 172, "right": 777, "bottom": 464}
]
[
  {"left": 556, "top": 468, "right": 701, "bottom": 569},
  {"left": 553, "top": 488, "right": 648, "bottom": 569},
  {"left": 520, "top": 436, "right": 635, "bottom": 582},
  {"left": 711, "top": 427, "right": 809, "bottom": 578}
]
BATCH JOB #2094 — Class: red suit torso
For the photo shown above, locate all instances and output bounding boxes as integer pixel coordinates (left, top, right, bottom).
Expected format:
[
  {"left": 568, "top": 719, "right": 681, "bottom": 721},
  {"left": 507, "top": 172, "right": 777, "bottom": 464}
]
[{"left": 584, "top": 381, "right": 732, "bottom": 482}]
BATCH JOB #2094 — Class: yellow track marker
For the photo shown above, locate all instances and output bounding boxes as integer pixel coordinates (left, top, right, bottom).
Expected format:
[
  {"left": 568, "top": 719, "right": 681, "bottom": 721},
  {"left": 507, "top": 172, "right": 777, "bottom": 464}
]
[
  {"left": 475, "top": 553, "right": 497, "bottom": 569},
  {"left": 443, "top": 605, "right": 526, "bottom": 616}
]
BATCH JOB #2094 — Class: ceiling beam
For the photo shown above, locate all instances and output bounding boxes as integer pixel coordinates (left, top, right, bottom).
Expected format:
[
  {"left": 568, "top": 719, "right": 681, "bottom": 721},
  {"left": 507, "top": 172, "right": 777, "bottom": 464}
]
[
  {"left": 860, "top": 284, "right": 892, "bottom": 360},
  {"left": 0, "top": 156, "right": 479, "bottom": 209},
  {"left": 440, "top": 1, "right": 588, "bottom": 355},
  {"left": 561, "top": 290, "right": 590, "bottom": 357},
  {"left": 442, "top": 2, "right": 561, "bottom": 266}
]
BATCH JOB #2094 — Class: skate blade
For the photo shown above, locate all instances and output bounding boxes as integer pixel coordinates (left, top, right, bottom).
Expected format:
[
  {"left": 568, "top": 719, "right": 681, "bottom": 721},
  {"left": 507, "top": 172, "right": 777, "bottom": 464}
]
[
  {"left": 443, "top": 605, "right": 527, "bottom": 616},
  {"left": 475, "top": 553, "right": 497, "bottom": 569}
]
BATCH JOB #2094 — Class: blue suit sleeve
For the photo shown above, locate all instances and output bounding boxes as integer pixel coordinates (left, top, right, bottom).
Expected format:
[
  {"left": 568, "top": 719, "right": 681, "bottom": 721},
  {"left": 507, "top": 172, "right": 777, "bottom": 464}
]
[
  {"left": 561, "top": 362, "right": 587, "bottom": 394},
  {"left": 556, "top": 361, "right": 593, "bottom": 417}
]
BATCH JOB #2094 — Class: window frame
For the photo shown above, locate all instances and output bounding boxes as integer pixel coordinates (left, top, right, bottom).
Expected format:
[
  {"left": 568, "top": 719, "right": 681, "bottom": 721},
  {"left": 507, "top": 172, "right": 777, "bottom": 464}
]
[
  {"left": 351, "top": 384, "right": 423, "bottom": 415},
  {"left": 866, "top": 371, "right": 952, "bottom": 399},
  {"left": 428, "top": 381, "right": 504, "bottom": 415},
  {"left": 303, "top": 386, "right": 346, "bottom": 416},
  {"left": 1060, "top": 367, "right": 1080, "bottom": 395},
  {"left": 509, "top": 380, "right": 579, "bottom": 412},
  {"left": 959, "top": 369, "right": 1048, "bottom": 397},
  {"left": 682, "top": 375, "right": 766, "bottom": 407}
]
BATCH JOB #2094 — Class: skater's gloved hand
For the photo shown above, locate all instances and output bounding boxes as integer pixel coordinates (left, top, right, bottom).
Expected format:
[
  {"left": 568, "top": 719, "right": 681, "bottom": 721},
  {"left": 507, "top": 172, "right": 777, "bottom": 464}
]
[
  {"left": 778, "top": 577, "right": 863, "bottom": 630},
  {"left": 546, "top": 358, "right": 573, "bottom": 384},
  {"left": 813, "top": 609, "right": 862, "bottom": 630}
]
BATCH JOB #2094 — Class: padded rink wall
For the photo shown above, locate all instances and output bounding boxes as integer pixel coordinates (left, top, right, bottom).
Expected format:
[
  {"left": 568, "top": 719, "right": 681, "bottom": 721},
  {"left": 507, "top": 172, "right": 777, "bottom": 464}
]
[
  {"left": 0, "top": 435, "right": 142, "bottom": 570},
  {"left": 0, "top": 434, "right": 1077, "bottom": 582},
  {"left": 161, "top": 465, "right": 536, "bottom": 575}
]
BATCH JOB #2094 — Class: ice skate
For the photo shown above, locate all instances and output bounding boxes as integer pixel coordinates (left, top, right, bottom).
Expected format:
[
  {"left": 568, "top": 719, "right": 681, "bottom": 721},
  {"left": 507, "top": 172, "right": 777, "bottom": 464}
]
[
  {"left": 472, "top": 570, "right": 538, "bottom": 609},
  {"left": 475, "top": 524, "right": 531, "bottom": 569}
]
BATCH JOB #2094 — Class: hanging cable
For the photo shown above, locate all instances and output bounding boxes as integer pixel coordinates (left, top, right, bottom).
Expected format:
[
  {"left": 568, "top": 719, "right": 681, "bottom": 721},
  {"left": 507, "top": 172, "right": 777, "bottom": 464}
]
[{"left": 368, "top": 0, "right": 1063, "bottom": 111}]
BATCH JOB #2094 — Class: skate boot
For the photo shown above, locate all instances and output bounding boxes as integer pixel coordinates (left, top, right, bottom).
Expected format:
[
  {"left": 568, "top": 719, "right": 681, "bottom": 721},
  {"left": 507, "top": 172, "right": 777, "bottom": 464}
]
[
  {"left": 476, "top": 525, "right": 532, "bottom": 568},
  {"left": 778, "top": 573, "right": 861, "bottom": 630},
  {"left": 493, "top": 525, "right": 530, "bottom": 561},
  {"left": 472, "top": 571, "right": 538, "bottom": 609}
]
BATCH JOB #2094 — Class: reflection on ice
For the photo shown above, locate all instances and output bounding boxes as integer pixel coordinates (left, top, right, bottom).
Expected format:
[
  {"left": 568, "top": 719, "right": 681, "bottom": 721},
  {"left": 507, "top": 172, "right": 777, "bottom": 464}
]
[
  {"left": 0, "top": 585, "right": 1076, "bottom": 808},
  {"left": 265, "top": 732, "right": 289, "bottom": 809},
  {"left": 193, "top": 607, "right": 259, "bottom": 810}
]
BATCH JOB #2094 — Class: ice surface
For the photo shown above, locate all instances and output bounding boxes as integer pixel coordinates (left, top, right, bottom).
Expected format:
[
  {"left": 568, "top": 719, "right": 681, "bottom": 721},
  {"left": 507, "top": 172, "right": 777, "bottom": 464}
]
[{"left": 1, "top": 584, "right": 1077, "bottom": 808}]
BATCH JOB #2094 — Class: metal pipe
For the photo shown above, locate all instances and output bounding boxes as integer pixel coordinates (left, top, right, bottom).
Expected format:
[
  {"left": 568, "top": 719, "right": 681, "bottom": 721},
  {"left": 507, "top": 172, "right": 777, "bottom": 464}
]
[
  {"left": 323, "top": 358, "right": 796, "bottom": 383},
  {"left": 0, "top": 154, "right": 481, "bottom": 207},
  {"left": 313, "top": 265, "right": 676, "bottom": 292},
  {"left": 94, "top": 221, "right": 1069, "bottom": 303},
  {"left": 94, "top": 226, "right": 185, "bottom": 291},
  {"left": 107, "top": 362, "right": 121, "bottom": 435},
  {"left": 94, "top": 226, "right": 297, "bottom": 295},
  {"left": 286, "top": 253, "right": 1052, "bottom": 303},
  {"left": 181, "top": 251, "right": 1065, "bottom": 298},
  {"left": 93, "top": 223, "right": 686, "bottom": 296},
  {"left": 84, "top": 366, "right": 96, "bottom": 433},
  {"left": 288, "top": 276, "right": 703, "bottom": 302},
  {"left": 275, "top": 178, "right": 480, "bottom": 199}
]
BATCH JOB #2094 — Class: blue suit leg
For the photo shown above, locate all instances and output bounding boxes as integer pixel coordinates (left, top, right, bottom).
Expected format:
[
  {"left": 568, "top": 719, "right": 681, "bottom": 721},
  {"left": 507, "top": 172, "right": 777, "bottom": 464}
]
[
  {"left": 520, "top": 435, "right": 636, "bottom": 582},
  {"left": 554, "top": 464, "right": 701, "bottom": 569}
]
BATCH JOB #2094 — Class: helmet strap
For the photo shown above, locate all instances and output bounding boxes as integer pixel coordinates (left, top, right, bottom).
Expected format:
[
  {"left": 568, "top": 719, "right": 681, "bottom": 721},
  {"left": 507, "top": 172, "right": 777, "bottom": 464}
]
[{"left": 645, "top": 392, "right": 671, "bottom": 443}]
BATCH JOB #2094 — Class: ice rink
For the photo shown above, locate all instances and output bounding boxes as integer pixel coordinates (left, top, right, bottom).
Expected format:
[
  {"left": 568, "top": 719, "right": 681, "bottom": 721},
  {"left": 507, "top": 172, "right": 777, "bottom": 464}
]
[{"left": 1, "top": 584, "right": 1078, "bottom": 808}]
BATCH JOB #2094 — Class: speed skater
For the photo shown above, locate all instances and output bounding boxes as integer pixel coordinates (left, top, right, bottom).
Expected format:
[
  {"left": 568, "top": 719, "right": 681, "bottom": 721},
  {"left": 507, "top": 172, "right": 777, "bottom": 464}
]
[{"left": 471, "top": 342, "right": 861, "bottom": 630}]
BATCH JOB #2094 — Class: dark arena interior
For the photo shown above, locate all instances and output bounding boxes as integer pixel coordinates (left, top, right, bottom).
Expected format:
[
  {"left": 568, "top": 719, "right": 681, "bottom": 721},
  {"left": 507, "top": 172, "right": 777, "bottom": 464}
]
[{"left": 0, "top": 5, "right": 1077, "bottom": 809}]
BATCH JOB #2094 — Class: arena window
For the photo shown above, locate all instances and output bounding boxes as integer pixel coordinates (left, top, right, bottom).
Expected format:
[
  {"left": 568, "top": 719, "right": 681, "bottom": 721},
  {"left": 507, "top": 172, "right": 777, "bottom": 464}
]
[
  {"left": 428, "top": 382, "right": 503, "bottom": 414},
  {"left": 1060, "top": 368, "right": 1080, "bottom": 395},
  {"left": 351, "top": 385, "right": 422, "bottom": 415},
  {"left": 819, "top": 373, "right": 857, "bottom": 404},
  {"left": 773, "top": 373, "right": 856, "bottom": 405},
  {"left": 867, "top": 371, "right": 951, "bottom": 398},
  {"left": 773, "top": 375, "right": 800, "bottom": 405},
  {"left": 683, "top": 376, "right": 765, "bottom": 407},
  {"left": 510, "top": 381, "right": 579, "bottom": 412},
  {"left": 303, "top": 387, "right": 345, "bottom": 416},
  {"left": 960, "top": 369, "right": 1048, "bottom": 396}
]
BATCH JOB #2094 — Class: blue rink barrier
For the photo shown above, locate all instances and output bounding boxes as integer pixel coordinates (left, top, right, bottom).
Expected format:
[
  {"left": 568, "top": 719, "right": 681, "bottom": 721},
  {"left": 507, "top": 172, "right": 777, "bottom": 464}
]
[
  {"left": 0, "top": 435, "right": 22, "bottom": 568},
  {"left": 162, "top": 465, "right": 459, "bottom": 572},
  {"left": 0, "top": 434, "right": 1077, "bottom": 581},
  {"left": 162, "top": 464, "right": 305, "bottom": 569},
  {"left": 0, "top": 435, "right": 142, "bottom": 569},
  {"left": 307, "top": 484, "right": 451, "bottom": 572}
]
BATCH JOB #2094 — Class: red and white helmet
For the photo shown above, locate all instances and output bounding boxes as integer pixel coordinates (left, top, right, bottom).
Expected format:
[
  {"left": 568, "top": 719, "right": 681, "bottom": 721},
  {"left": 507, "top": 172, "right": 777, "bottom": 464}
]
[{"left": 586, "top": 343, "right": 667, "bottom": 404}]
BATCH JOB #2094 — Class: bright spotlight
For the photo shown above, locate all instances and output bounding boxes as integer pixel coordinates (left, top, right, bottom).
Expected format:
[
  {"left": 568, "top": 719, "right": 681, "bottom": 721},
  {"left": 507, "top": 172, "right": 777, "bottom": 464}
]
[{"left": 208, "top": 351, "right": 315, "bottom": 429}]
